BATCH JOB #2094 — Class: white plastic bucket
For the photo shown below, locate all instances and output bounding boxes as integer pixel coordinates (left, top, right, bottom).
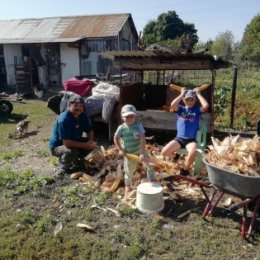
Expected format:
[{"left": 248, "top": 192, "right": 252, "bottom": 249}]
[{"left": 136, "top": 182, "right": 164, "bottom": 214}]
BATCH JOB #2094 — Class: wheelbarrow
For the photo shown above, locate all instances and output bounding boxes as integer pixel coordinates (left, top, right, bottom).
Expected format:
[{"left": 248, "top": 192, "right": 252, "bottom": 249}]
[{"left": 202, "top": 158, "right": 260, "bottom": 239}]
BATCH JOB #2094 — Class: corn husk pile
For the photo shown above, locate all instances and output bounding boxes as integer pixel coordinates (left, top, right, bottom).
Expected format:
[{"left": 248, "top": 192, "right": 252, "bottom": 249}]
[
  {"left": 83, "top": 145, "right": 181, "bottom": 193},
  {"left": 206, "top": 135, "right": 260, "bottom": 176},
  {"left": 71, "top": 144, "right": 208, "bottom": 206}
]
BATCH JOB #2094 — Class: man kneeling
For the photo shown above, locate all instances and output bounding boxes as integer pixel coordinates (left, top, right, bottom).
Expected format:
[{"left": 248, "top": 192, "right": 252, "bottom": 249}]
[{"left": 49, "top": 95, "right": 96, "bottom": 174}]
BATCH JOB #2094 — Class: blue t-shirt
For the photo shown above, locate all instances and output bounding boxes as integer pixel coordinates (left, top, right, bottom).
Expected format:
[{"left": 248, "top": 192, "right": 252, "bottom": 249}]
[
  {"left": 114, "top": 122, "right": 145, "bottom": 155},
  {"left": 176, "top": 105, "right": 200, "bottom": 139},
  {"left": 49, "top": 110, "right": 92, "bottom": 149}
]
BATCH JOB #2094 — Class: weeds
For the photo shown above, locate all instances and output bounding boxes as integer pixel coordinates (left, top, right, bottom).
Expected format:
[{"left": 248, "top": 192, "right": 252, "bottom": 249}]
[
  {"left": 50, "top": 155, "right": 58, "bottom": 165},
  {"left": 58, "top": 184, "right": 96, "bottom": 207},
  {"left": 118, "top": 205, "right": 139, "bottom": 218},
  {"left": 34, "top": 212, "right": 56, "bottom": 235},
  {"left": 34, "top": 149, "right": 50, "bottom": 158},
  {"left": 1, "top": 150, "right": 24, "bottom": 162},
  {"left": 0, "top": 169, "right": 55, "bottom": 197},
  {"left": 215, "top": 67, "right": 260, "bottom": 129},
  {"left": 18, "top": 210, "right": 38, "bottom": 227},
  {"left": 94, "top": 191, "right": 110, "bottom": 206}
]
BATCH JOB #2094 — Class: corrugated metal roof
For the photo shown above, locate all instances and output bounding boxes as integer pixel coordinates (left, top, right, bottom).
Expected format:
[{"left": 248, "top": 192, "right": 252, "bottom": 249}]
[
  {"left": 101, "top": 50, "right": 222, "bottom": 60},
  {"left": 0, "top": 14, "right": 135, "bottom": 44},
  {"left": 101, "top": 50, "right": 231, "bottom": 70}
]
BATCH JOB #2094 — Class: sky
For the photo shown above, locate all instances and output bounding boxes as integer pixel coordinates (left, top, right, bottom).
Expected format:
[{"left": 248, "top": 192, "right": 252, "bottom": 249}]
[{"left": 0, "top": 0, "right": 259, "bottom": 42}]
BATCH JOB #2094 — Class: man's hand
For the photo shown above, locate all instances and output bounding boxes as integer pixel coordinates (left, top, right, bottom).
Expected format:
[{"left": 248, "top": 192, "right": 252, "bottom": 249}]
[{"left": 85, "top": 140, "right": 97, "bottom": 150}]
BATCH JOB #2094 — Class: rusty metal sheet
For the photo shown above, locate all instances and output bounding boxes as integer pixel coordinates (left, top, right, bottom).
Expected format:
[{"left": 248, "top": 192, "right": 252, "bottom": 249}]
[
  {"left": 101, "top": 50, "right": 231, "bottom": 70},
  {"left": 0, "top": 14, "right": 133, "bottom": 44}
]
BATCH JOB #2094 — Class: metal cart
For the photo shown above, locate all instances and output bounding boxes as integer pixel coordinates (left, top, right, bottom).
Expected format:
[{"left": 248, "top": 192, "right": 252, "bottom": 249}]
[{"left": 202, "top": 158, "right": 260, "bottom": 238}]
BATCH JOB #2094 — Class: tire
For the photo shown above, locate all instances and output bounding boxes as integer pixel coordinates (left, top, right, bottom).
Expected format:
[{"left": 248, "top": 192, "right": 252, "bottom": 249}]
[{"left": 0, "top": 100, "right": 13, "bottom": 114}]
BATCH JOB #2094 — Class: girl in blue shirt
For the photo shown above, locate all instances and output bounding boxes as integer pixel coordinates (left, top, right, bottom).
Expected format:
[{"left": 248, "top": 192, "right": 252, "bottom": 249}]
[{"left": 161, "top": 87, "right": 209, "bottom": 175}]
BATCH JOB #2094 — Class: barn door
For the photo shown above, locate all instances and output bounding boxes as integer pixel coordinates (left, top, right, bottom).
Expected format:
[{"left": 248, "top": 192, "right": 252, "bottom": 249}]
[{"left": 45, "top": 44, "right": 62, "bottom": 88}]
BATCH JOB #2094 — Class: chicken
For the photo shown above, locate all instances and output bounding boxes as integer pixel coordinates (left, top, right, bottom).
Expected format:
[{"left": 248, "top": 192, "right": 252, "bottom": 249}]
[
  {"left": 16, "top": 119, "right": 30, "bottom": 137},
  {"left": 15, "top": 93, "right": 23, "bottom": 102},
  {"left": 34, "top": 86, "right": 44, "bottom": 99}
]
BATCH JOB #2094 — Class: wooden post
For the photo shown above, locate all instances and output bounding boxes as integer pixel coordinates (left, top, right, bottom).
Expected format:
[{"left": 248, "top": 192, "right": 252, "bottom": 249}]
[
  {"left": 211, "top": 69, "right": 216, "bottom": 133},
  {"left": 230, "top": 66, "right": 238, "bottom": 128}
]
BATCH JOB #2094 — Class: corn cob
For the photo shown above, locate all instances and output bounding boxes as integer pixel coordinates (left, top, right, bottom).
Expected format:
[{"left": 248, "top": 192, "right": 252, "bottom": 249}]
[
  {"left": 126, "top": 153, "right": 139, "bottom": 161},
  {"left": 111, "top": 177, "right": 123, "bottom": 192},
  {"left": 170, "top": 83, "right": 210, "bottom": 92},
  {"left": 169, "top": 83, "right": 184, "bottom": 91},
  {"left": 126, "top": 153, "right": 155, "bottom": 166},
  {"left": 198, "top": 83, "right": 210, "bottom": 91}
]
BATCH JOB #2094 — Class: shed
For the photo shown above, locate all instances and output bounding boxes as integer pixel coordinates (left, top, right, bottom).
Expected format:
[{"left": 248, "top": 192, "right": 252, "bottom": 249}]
[
  {"left": 102, "top": 50, "right": 231, "bottom": 136},
  {"left": 0, "top": 14, "right": 138, "bottom": 94}
]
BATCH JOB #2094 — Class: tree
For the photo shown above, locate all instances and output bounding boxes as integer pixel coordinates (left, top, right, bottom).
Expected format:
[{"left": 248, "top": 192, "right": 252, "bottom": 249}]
[
  {"left": 236, "top": 14, "right": 260, "bottom": 66},
  {"left": 193, "top": 40, "right": 213, "bottom": 53},
  {"left": 142, "top": 11, "right": 198, "bottom": 49},
  {"left": 210, "top": 31, "right": 234, "bottom": 61}
]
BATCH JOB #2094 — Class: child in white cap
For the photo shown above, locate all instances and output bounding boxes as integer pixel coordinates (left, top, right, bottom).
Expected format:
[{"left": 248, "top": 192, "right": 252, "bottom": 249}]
[
  {"left": 161, "top": 87, "right": 209, "bottom": 175},
  {"left": 114, "top": 104, "right": 155, "bottom": 200}
]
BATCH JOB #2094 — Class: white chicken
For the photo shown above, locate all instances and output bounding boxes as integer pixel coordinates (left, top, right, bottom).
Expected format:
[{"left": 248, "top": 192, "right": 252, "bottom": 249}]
[
  {"left": 15, "top": 92, "right": 23, "bottom": 102},
  {"left": 16, "top": 119, "right": 30, "bottom": 137},
  {"left": 34, "top": 86, "right": 44, "bottom": 98}
]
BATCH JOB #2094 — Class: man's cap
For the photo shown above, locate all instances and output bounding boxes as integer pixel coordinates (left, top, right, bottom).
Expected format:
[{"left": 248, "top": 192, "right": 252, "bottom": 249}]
[
  {"left": 68, "top": 95, "right": 84, "bottom": 104},
  {"left": 121, "top": 104, "right": 137, "bottom": 117},
  {"left": 184, "top": 90, "right": 197, "bottom": 100}
]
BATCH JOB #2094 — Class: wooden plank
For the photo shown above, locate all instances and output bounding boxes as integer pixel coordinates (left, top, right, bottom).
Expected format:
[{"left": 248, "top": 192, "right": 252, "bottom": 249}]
[
  {"left": 115, "top": 58, "right": 217, "bottom": 71},
  {"left": 136, "top": 110, "right": 212, "bottom": 132}
]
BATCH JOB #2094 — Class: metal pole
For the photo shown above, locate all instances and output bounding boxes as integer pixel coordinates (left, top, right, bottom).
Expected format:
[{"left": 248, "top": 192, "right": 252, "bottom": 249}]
[{"left": 230, "top": 66, "right": 238, "bottom": 128}]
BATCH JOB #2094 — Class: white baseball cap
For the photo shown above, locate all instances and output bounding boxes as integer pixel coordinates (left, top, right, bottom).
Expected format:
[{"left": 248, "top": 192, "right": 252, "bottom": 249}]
[
  {"left": 121, "top": 104, "right": 137, "bottom": 117},
  {"left": 184, "top": 90, "right": 197, "bottom": 100}
]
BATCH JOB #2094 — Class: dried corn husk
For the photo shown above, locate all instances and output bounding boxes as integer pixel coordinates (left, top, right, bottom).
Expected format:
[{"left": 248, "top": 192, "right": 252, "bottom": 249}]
[
  {"left": 84, "top": 146, "right": 105, "bottom": 168},
  {"left": 79, "top": 174, "right": 96, "bottom": 185},
  {"left": 70, "top": 172, "right": 83, "bottom": 180},
  {"left": 79, "top": 144, "right": 207, "bottom": 204},
  {"left": 53, "top": 222, "right": 63, "bottom": 236},
  {"left": 206, "top": 135, "right": 260, "bottom": 176},
  {"left": 76, "top": 223, "right": 95, "bottom": 232}
]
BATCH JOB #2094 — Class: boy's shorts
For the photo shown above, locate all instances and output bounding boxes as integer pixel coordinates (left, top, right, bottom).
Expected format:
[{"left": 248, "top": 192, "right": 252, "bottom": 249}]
[{"left": 174, "top": 137, "right": 196, "bottom": 148}]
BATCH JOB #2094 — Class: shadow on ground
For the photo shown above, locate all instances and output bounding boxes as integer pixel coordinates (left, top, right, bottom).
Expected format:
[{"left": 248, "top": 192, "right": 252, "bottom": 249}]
[{"left": 0, "top": 113, "right": 28, "bottom": 124}]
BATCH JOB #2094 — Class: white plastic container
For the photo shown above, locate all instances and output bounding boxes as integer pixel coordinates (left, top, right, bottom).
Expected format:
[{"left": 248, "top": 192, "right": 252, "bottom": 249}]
[{"left": 136, "top": 182, "right": 164, "bottom": 213}]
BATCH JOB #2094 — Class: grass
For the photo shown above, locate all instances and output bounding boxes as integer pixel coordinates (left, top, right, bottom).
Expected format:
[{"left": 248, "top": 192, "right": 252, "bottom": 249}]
[
  {"left": 1, "top": 150, "right": 24, "bottom": 161},
  {"left": 0, "top": 98, "right": 54, "bottom": 152},
  {"left": 0, "top": 184, "right": 260, "bottom": 260},
  {"left": 0, "top": 168, "right": 55, "bottom": 197},
  {"left": 33, "top": 149, "right": 50, "bottom": 158}
]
